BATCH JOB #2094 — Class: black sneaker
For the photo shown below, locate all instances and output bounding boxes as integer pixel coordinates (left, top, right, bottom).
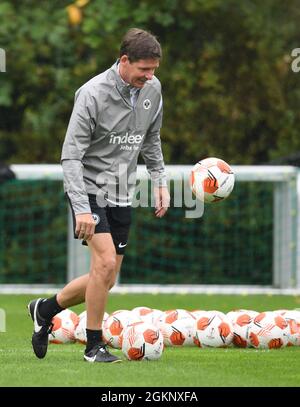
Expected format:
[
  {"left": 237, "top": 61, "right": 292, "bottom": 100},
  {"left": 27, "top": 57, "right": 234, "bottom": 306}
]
[
  {"left": 27, "top": 298, "right": 53, "bottom": 359},
  {"left": 84, "top": 344, "right": 122, "bottom": 363}
]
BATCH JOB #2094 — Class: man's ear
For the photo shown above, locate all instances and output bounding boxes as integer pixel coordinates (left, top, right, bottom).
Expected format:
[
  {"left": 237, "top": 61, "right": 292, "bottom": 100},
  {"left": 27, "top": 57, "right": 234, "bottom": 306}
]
[{"left": 120, "top": 55, "right": 129, "bottom": 64}]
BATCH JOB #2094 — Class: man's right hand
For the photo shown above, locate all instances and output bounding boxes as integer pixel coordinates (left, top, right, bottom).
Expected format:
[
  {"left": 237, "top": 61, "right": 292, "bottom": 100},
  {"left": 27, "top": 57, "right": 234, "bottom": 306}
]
[{"left": 75, "top": 213, "right": 96, "bottom": 241}]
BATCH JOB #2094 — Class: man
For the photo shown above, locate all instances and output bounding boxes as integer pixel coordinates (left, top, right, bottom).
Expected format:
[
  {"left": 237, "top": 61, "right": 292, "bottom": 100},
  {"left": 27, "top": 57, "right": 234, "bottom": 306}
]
[{"left": 28, "top": 28, "right": 170, "bottom": 363}]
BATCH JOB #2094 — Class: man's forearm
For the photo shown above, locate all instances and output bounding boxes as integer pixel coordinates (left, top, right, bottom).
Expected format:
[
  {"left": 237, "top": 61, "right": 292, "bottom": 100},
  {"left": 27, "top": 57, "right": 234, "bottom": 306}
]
[{"left": 61, "top": 159, "right": 91, "bottom": 214}]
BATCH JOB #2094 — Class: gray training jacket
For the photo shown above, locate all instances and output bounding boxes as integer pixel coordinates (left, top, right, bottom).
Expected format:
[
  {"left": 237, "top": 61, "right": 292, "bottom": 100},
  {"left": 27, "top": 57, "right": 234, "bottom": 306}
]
[{"left": 61, "top": 61, "right": 167, "bottom": 215}]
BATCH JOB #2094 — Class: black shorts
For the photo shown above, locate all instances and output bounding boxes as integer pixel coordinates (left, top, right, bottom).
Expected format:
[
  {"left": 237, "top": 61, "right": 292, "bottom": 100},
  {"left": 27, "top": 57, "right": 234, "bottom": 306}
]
[{"left": 67, "top": 194, "right": 132, "bottom": 255}]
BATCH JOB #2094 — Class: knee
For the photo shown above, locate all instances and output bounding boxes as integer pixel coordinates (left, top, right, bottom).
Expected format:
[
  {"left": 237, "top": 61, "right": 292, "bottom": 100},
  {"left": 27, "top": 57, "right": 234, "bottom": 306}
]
[
  {"left": 105, "top": 256, "right": 117, "bottom": 271},
  {"left": 91, "top": 256, "right": 116, "bottom": 285}
]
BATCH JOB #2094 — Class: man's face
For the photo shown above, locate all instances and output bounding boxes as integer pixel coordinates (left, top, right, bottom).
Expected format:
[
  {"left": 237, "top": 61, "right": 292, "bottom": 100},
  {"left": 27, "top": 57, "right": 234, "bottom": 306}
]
[{"left": 119, "top": 55, "right": 160, "bottom": 88}]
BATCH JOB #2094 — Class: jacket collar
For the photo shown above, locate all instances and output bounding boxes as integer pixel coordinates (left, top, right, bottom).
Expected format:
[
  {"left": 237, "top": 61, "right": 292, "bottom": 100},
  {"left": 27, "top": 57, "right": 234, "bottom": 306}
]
[
  {"left": 111, "top": 59, "right": 131, "bottom": 90},
  {"left": 111, "top": 59, "right": 144, "bottom": 105}
]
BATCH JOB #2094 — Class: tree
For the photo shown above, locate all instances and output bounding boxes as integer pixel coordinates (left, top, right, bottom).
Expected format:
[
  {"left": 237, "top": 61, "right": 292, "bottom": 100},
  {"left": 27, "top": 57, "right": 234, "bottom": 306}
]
[{"left": 0, "top": 0, "right": 300, "bottom": 164}]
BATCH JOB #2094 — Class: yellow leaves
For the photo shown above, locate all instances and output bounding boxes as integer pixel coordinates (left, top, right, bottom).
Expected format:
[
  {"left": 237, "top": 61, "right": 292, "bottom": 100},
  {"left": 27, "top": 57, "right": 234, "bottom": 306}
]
[
  {"left": 66, "top": 5, "right": 82, "bottom": 26},
  {"left": 75, "top": 0, "right": 90, "bottom": 7},
  {"left": 66, "top": 1, "right": 89, "bottom": 26}
]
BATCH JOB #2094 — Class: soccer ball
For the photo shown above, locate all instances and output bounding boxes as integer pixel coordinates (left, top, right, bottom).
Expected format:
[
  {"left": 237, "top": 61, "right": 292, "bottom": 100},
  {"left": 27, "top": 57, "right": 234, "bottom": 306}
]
[
  {"left": 226, "top": 309, "right": 259, "bottom": 348},
  {"left": 194, "top": 311, "right": 234, "bottom": 347},
  {"left": 74, "top": 311, "right": 87, "bottom": 344},
  {"left": 161, "top": 317, "right": 196, "bottom": 347},
  {"left": 156, "top": 309, "right": 195, "bottom": 329},
  {"left": 103, "top": 310, "right": 141, "bottom": 349},
  {"left": 145, "top": 309, "right": 165, "bottom": 326},
  {"left": 49, "top": 309, "right": 79, "bottom": 344},
  {"left": 248, "top": 311, "right": 289, "bottom": 349},
  {"left": 132, "top": 307, "right": 164, "bottom": 326},
  {"left": 274, "top": 310, "right": 300, "bottom": 346},
  {"left": 131, "top": 306, "right": 153, "bottom": 319},
  {"left": 74, "top": 310, "right": 109, "bottom": 344},
  {"left": 120, "top": 321, "right": 164, "bottom": 361},
  {"left": 190, "top": 157, "right": 235, "bottom": 203},
  {"left": 191, "top": 310, "right": 206, "bottom": 319}
]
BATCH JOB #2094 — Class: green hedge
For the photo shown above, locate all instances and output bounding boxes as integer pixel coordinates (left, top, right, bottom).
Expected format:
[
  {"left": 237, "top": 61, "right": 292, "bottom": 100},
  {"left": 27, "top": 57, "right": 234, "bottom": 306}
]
[{"left": 1, "top": 0, "right": 300, "bottom": 165}]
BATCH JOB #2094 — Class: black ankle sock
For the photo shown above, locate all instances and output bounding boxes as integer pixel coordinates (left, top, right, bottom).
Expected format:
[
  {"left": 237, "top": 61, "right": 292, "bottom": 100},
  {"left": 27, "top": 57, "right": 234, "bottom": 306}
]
[
  {"left": 85, "top": 329, "right": 103, "bottom": 353},
  {"left": 38, "top": 295, "right": 65, "bottom": 321}
]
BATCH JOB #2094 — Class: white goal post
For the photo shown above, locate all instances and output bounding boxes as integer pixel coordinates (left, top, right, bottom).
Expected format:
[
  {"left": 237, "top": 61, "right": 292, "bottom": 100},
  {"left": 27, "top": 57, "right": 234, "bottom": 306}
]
[{"left": 3, "top": 164, "right": 300, "bottom": 295}]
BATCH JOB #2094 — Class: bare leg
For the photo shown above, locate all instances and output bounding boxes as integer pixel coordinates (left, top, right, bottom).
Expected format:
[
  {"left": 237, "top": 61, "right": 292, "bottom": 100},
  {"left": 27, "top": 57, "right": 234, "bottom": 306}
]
[
  {"left": 56, "top": 254, "right": 124, "bottom": 308},
  {"left": 85, "top": 233, "right": 116, "bottom": 330},
  {"left": 108, "top": 255, "right": 124, "bottom": 289},
  {"left": 57, "top": 274, "right": 89, "bottom": 308}
]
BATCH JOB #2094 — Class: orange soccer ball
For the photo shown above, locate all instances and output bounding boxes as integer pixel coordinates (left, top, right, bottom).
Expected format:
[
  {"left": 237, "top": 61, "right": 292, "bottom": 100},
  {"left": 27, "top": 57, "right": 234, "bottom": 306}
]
[
  {"left": 190, "top": 157, "right": 235, "bottom": 203},
  {"left": 121, "top": 321, "right": 164, "bottom": 361}
]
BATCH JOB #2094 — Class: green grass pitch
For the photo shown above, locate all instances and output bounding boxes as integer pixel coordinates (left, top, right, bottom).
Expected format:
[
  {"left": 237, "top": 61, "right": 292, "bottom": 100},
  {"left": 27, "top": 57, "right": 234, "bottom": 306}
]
[{"left": 0, "top": 293, "right": 300, "bottom": 387}]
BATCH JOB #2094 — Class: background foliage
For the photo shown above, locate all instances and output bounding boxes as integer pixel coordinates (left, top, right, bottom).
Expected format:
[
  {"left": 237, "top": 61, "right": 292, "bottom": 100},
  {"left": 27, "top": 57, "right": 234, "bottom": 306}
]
[{"left": 1, "top": 0, "right": 300, "bottom": 165}]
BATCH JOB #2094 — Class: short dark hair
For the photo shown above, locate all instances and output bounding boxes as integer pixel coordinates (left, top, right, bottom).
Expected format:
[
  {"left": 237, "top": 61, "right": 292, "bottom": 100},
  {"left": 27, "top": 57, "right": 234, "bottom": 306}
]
[{"left": 120, "top": 28, "right": 162, "bottom": 62}]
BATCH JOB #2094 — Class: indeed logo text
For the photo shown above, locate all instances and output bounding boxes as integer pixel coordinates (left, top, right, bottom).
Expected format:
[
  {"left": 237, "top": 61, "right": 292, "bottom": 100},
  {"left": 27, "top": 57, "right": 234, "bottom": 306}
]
[{"left": 109, "top": 132, "right": 144, "bottom": 151}]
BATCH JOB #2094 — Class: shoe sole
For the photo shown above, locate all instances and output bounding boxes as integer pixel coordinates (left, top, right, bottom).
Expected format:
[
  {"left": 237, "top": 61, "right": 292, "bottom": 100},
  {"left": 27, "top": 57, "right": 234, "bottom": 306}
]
[{"left": 83, "top": 355, "right": 122, "bottom": 364}]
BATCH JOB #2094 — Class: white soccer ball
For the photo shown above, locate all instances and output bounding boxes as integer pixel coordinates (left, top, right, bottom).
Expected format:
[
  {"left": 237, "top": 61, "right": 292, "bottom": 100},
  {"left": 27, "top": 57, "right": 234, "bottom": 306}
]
[
  {"left": 156, "top": 309, "right": 195, "bottom": 330},
  {"left": 161, "top": 317, "right": 196, "bottom": 347},
  {"left": 74, "top": 311, "right": 87, "bottom": 344},
  {"left": 103, "top": 310, "right": 141, "bottom": 349},
  {"left": 121, "top": 321, "right": 164, "bottom": 361},
  {"left": 226, "top": 309, "right": 259, "bottom": 348},
  {"left": 194, "top": 311, "right": 234, "bottom": 347},
  {"left": 49, "top": 309, "right": 79, "bottom": 344},
  {"left": 248, "top": 311, "right": 290, "bottom": 349},
  {"left": 191, "top": 310, "right": 206, "bottom": 319},
  {"left": 132, "top": 307, "right": 164, "bottom": 326},
  {"left": 190, "top": 157, "right": 235, "bottom": 203},
  {"left": 131, "top": 306, "right": 153, "bottom": 318},
  {"left": 273, "top": 310, "right": 300, "bottom": 346},
  {"left": 147, "top": 309, "right": 165, "bottom": 326},
  {"left": 74, "top": 310, "right": 109, "bottom": 344}
]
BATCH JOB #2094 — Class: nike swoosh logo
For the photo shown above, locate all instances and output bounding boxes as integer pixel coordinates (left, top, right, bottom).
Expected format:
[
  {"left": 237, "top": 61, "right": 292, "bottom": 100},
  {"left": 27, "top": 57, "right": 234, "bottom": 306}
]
[
  {"left": 33, "top": 301, "right": 43, "bottom": 333},
  {"left": 84, "top": 354, "right": 97, "bottom": 362},
  {"left": 118, "top": 243, "right": 127, "bottom": 248}
]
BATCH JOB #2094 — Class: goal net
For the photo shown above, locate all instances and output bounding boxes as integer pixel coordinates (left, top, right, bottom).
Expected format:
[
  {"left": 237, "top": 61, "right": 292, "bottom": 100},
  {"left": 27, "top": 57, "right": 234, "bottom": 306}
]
[{"left": 0, "top": 164, "right": 299, "bottom": 294}]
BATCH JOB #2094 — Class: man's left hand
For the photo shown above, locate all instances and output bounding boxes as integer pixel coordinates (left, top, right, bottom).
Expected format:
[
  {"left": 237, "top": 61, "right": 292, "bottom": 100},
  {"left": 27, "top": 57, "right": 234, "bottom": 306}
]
[{"left": 154, "top": 186, "right": 170, "bottom": 218}]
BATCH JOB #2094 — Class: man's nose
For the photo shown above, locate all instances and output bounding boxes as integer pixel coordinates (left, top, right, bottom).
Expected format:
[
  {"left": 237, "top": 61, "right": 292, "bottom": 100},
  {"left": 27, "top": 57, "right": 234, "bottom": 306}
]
[{"left": 145, "top": 72, "right": 153, "bottom": 80}]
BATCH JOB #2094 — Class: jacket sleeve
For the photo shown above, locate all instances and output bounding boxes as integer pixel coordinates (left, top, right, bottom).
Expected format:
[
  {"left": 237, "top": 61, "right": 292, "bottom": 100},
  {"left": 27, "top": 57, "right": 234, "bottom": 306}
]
[
  {"left": 140, "top": 96, "right": 167, "bottom": 187},
  {"left": 61, "top": 87, "right": 96, "bottom": 214}
]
